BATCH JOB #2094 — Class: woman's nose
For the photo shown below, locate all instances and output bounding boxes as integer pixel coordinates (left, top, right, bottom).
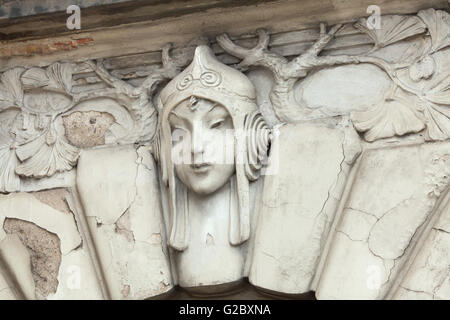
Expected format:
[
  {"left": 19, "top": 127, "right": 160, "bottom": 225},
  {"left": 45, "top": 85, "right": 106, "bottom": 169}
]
[{"left": 191, "top": 122, "right": 206, "bottom": 158}]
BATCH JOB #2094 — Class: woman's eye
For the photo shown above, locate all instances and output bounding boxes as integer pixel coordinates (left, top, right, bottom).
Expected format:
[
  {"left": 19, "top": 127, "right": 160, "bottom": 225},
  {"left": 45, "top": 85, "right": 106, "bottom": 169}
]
[
  {"left": 171, "top": 127, "right": 188, "bottom": 143},
  {"left": 171, "top": 126, "right": 187, "bottom": 133},
  {"left": 210, "top": 120, "right": 224, "bottom": 129}
]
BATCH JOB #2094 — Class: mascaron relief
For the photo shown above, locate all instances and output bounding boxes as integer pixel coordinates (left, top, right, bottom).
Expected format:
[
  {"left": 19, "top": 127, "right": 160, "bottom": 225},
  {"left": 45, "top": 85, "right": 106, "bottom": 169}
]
[
  {"left": 1, "top": 8, "right": 449, "bottom": 193},
  {"left": 0, "top": 8, "right": 449, "bottom": 299}
]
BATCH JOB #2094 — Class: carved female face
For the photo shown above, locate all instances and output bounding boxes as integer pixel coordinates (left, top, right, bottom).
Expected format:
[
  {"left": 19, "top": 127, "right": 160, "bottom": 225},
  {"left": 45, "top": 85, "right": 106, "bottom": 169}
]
[{"left": 169, "top": 97, "right": 235, "bottom": 195}]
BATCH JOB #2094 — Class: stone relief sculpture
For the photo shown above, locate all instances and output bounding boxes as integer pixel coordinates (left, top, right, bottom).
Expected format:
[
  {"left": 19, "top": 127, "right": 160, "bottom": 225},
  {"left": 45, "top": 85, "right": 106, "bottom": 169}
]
[
  {"left": 154, "top": 45, "right": 270, "bottom": 294},
  {"left": 217, "top": 8, "right": 450, "bottom": 142},
  {"left": 0, "top": 7, "right": 449, "bottom": 300}
]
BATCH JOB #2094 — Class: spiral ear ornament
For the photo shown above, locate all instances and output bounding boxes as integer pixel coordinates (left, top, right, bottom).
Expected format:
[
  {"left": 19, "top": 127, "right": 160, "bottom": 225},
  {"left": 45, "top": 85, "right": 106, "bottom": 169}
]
[{"left": 244, "top": 111, "right": 272, "bottom": 181}]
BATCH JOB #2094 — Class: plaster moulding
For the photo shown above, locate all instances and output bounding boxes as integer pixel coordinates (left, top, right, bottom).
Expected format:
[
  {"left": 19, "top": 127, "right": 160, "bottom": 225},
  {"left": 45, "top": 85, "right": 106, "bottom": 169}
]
[{"left": 0, "top": 7, "right": 449, "bottom": 300}]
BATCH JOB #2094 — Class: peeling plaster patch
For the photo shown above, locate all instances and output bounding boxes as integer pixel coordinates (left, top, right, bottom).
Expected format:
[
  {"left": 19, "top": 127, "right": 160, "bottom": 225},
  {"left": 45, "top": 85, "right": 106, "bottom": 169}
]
[
  {"left": 76, "top": 146, "right": 172, "bottom": 299},
  {"left": 32, "top": 189, "right": 71, "bottom": 214},
  {"left": 3, "top": 218, "right": 61, "bottom": 299},
  {"left": 159, "top": 280, "right": 170, "bottom": 291},
  {"left": 206, "top": 233, "right": 214, "bottom": 246},
  {"left": 115, "top": 210, "right": 135, "bottom": 243},
  {"left": 63, "top": 111, "right": 115, "bottom": 148},
  {"left": 0, "top": 193, "right": 82, "bottom": 255},
  {"left": 77, "top": 145, "right": 138, "bottom": 225},
  {"left": 0, "top": 0, "right": 131, "bottom": 19},
  {"left": 151, "top": 233, "right": 162, "bottom": 244},
  {"left": 0, "top": 38, "right": 94, "bottom": 58},
  {"left": 0, "top": 233, "right": 35, "bottom": 299},
  {"left": 0, "top": 191, "right": 91, "bottom": 299},
  {"left": 121, "top": 284, "right": 130, "bottom": 298}
]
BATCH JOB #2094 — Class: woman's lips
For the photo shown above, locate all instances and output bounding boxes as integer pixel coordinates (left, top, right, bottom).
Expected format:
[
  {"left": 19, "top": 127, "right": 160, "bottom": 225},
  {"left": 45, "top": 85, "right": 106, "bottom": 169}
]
[{"left": 191, "top": 162, "right": 212, "bottom": 173}]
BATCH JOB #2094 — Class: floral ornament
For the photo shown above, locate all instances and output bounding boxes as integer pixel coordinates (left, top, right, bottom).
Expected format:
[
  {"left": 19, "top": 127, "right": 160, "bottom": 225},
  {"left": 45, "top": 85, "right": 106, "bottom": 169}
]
[
  {"left": 354, "top": 14, "right": 427, "bottom": 49},
  {"left": 21, "top": 62, "right": 73, "bottom": 93},
  {"left": 408, "top": 55, "right": 436, "bottom": 82},
  {"left": 349, "top": 8, "right": 450, "bottom": 142},
  {"left": 417, "top": 8, "right": 450, "bottom": 53},
  {"left": 216, "top": 9, "right": 450, "bottom": 134},
  {"left": 351, "top": 88, "right": 425, "bottom": 142},
  {"left": 16, "top": 62, "right": 80, "bottom": 178},
  {"left": 14, "top": 119, "right": 79, "bottom": 178},
  {"left": 351, "top": 53, "right": 450, "bottom": 141},
  {"left": 215, "top": 8, "right": 450, "bottom": 142},
  {"left": 0, "top": 44, "right": 179, "bottom": 190},
  {"left": 0, "top": 62, "right": 81, "bottom": 189}
]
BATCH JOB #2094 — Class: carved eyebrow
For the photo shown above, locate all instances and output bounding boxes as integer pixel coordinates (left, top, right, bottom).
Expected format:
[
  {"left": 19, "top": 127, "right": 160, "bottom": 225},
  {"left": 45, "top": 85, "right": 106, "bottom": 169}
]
[
  {"left": 169, "top": 110, "right": 183, "bottom": 119},
  {"left": 169, "top": 102, "right": 224, "bottom": 120},
  {"left": 207, "top": 103, "right": 223, "bottom": 113}
]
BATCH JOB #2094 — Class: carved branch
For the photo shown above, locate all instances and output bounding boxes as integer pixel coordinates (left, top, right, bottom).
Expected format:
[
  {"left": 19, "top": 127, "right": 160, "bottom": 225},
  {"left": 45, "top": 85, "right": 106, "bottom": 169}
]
[
  {"left": 217, "top": 23, "right": 406, "bottom": 122},
  {"left": 86, "top": 43, "right": 180, "bottom": 100},
  {"left": 160, "top": 43, "right": 181, "bottom": 77},
  {"left": 83, "top": 43, "right": 181, "bottom": 143},
  {"left": 85, "top": 60, "right": 137, "bottom": 97},
  {"left": 140, "top": 43, "right": 180, "bottom": 94},
  {"left": 305, "top": 23, "right": 343, "bottom": 57},
  {"left": 217, "top": 29, "right": 288, "bottom": 79},
  {"left": 72, "top": 88, "right": 122, "bottom": 103}
]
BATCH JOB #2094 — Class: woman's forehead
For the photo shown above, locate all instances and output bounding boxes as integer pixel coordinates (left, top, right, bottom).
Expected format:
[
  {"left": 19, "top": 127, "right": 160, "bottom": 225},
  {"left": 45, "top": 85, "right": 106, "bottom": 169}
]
[{"left": 170, "top": 97, "right": 229, "bottom": 120}]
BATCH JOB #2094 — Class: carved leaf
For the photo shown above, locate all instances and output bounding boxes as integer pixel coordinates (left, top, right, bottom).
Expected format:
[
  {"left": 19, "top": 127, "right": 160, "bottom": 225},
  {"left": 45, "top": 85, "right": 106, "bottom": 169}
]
[
  {"left": 20, "top": 64, "right": 74, "bottom": 115},
  {"left": 355, "top": 15, "right": 426, "bottom": 48},
  {"left": 21, "top": 62, "right": 73, "bottom": 92},
  {"left": 422, "top": 65, "right": 450, "bottom": 105},
  {"left": 47, "top": 63, "right": 73, "bottom": 92},
  {"left": 418, "top": 8, "right": 450, "bottom": 53},
  {"left": 422, "top": 102, "right": 450, "bottom": 141},
  {"left": 0, "top": 68, "right": 24, "bottom": 110},
  {"left": 22, "top": 90, "right": 73, "bottom": 115},
  {"left": 15, "top": 121, "right": 79, "bottom": 178},
  {"left": 415, "top": 58, "right": 450, "bottom": 140},
  {"left": 21, "top": 67, "right": 48, "bottom": 89},
  {"left": 399, "top": 51, "right": 450, "bottom": 141},
  {"left": 351, "top": 93, "right": 425, "bottom": 142},
  {"left": 0, "top": 109, "right": 21, "bottom": 192}
]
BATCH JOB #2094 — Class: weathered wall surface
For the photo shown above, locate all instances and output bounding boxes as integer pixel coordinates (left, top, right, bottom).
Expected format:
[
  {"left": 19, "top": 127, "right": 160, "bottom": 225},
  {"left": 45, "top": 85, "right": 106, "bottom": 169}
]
[{"left": 0, "top": 0, "right": 449, "bottom": 299}]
